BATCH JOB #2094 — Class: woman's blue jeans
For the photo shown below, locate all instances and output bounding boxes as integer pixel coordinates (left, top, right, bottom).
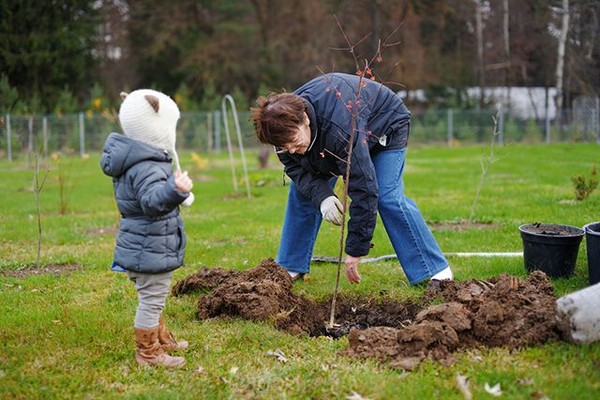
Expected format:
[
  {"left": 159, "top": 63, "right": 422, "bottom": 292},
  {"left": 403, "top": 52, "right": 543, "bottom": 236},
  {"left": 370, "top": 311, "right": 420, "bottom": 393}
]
[{"left": 276, "top": 148, "right": 448, "bottom": 285}]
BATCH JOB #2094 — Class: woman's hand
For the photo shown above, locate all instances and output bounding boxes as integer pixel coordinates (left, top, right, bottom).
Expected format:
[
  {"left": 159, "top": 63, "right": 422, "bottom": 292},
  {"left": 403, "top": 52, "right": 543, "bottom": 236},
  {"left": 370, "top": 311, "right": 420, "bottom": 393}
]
[
  {"left": 320, "top": 196, "right": 344, "bottom": 225},
  {"left": 345, "top": 255, "right": 361, "bottom": 284}
]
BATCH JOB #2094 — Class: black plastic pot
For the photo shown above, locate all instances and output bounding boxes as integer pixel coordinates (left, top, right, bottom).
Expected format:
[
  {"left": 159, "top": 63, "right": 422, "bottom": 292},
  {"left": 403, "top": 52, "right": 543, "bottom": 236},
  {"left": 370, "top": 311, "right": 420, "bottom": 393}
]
[
  {"left": 519, "top": 223, "right": 584, "bottom": 278},
  {"left": 583, "top": 222, "right": 600, "bottom": 286}
]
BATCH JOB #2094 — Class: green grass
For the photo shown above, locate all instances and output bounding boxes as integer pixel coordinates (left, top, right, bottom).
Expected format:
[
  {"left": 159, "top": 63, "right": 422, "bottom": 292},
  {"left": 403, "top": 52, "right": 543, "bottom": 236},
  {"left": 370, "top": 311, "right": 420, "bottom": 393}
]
[{"left": 1, "top": 143, "right": 600, "bottom": 399}]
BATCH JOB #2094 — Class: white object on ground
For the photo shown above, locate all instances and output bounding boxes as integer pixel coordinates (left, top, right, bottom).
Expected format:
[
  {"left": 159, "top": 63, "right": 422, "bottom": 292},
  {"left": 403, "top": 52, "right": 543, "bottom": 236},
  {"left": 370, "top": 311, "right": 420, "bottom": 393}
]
[{"left": 556, "top": 282, "right": 600, "bottom": 344}]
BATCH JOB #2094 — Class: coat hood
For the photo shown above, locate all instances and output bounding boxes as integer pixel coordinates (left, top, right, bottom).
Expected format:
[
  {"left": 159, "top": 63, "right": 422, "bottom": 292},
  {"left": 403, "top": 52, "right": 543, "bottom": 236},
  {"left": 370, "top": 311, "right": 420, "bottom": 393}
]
[{"left": 100, "top": 132, "right": 171, "bottom": 178}]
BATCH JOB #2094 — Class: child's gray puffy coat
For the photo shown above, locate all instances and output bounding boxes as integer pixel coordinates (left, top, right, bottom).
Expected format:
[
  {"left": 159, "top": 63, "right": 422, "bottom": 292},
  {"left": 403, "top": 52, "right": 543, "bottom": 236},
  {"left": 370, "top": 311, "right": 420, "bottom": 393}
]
[{"left": 100, "top": 132, "right": 189, "bottom": 273}]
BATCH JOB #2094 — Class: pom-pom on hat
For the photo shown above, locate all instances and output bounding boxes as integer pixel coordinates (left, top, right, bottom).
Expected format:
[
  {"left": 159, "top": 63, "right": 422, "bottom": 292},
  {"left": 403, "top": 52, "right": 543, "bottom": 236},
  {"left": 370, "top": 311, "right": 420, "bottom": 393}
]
[{"left": 118, "top": 89, "right": 183, "bottom": 171}]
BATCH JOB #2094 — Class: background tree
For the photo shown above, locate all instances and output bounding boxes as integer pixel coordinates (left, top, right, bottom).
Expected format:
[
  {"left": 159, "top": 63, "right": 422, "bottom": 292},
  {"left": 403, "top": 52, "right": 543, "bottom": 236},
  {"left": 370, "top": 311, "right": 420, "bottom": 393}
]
[
  {"left": 95, "top": 0, "right": 136, "bottom": 99},
  {"left": 0, "top": 0, "right": 597, "bottom": 112},
  {"left": 562, "top": 0, "right": 600, "bottom": 103},
  {"left": 0, "top": 0, "right": 99, "bottom": 111}
]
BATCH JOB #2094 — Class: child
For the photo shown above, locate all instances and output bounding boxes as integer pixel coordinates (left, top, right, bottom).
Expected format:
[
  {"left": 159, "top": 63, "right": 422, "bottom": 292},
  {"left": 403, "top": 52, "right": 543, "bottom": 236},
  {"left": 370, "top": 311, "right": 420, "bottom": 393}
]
[{"left": 100, "top": 89, "right": 195, "bottom": 368}]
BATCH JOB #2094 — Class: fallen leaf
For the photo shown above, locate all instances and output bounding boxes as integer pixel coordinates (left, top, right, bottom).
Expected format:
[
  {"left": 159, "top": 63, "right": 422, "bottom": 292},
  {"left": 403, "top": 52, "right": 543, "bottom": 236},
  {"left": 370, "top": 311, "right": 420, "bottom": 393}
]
[
  {"left": 456, "top": 374, "right": 472, "bottom": 400},
  {"left": 516, "top": 377, "right": 534, "bottom": 386},
  {"left": 484, "top": 382, "right": 502, "bottom": 397},
  {"left": 320, "top": 362, "right": 337, "bottom": 371},
  {"left": 194, "top": 365, "right": 206, "bottom": 375},
  {"left": 346, "top": 391, "right": 372, "bottom": 400},
  {"left": 266, "top": 349, "right": 288, "bottom": 363}
]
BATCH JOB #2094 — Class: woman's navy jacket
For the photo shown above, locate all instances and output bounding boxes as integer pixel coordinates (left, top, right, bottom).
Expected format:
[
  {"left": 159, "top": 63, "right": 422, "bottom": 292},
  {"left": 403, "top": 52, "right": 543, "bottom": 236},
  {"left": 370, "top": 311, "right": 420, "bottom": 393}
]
[{"left": 278, "top": 73, "right": 411, "bottom": 257}]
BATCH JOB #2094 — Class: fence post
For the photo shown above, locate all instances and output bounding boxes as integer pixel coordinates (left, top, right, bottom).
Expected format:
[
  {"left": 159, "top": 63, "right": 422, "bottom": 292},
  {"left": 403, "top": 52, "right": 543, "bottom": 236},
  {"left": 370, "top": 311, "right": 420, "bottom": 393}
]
[
  {"left": 42, "top": 116, "right": 48, "bottom": 158},
  {"left": 28, "top": 116, "right": 34, "bottom": 165},
  {"left": 447, "top": 109, "right": 454, "bottom": 146},
  {"left": 497, "top": 106, "right": 504, "bottom": 146},
  {"left": 78, "top": 112, "right": 85, "bottom": 157},
  {"left": 206, "top": 111, "right": 213, "bottom": 152},
  {"left": 594, "top": 96, "right": 600, "bottom": 144},
  {"left": 214, "top": 110, "right": 221, "bottom": 153},
  {"left": 545, "top": 111, "right": 551, "bottom": 144},
  {"left": 6, "top": 113, "right": 11, "bottom": 162}
]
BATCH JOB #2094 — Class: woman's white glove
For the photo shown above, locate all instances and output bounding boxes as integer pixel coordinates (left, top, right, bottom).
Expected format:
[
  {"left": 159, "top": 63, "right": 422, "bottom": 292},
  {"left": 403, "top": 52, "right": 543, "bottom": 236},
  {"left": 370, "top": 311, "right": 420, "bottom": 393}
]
[{"left": 320, "top": 195, "right": 344, "bottom": 225}]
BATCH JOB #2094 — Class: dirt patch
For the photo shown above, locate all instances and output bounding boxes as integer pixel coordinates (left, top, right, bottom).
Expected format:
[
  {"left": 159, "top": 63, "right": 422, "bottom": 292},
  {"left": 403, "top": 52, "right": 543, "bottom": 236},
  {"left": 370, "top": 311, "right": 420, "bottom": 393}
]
[
  {"left": 1, "top": 263, "right": 81, "bottom": 278},
  {"left": 429, "top": 220, "right": 498, "bottom": 231},
  {"left": 174, "top": 259, "right": 563, "bottom": 369}
]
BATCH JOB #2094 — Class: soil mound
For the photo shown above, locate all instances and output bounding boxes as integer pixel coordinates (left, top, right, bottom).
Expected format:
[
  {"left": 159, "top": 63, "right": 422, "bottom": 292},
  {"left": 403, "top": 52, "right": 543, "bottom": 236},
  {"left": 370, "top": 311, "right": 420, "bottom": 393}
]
[
  {"left": 346, "top": 272, "right": 560, "bottom": 369},
  {"left": 174, "top": 259, "right": 562, "bottom": 369}
]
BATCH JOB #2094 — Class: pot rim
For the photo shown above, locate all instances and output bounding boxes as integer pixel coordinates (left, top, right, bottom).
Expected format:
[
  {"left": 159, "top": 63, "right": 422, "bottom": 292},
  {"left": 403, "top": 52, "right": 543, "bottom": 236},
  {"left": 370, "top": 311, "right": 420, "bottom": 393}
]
[
  {"left": 518, "top": 223, "right": 584, "bottom": 238},
  {"left": 584, "top": 221, "right": 600, "bottom": 235}
]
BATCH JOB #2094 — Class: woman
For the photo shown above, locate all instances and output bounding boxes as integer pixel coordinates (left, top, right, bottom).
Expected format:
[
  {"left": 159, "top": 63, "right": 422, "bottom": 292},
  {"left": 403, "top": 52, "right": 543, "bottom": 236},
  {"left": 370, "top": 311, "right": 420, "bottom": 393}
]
[{"left": 251, "top": 72, "right": 452, "bottom": 286}]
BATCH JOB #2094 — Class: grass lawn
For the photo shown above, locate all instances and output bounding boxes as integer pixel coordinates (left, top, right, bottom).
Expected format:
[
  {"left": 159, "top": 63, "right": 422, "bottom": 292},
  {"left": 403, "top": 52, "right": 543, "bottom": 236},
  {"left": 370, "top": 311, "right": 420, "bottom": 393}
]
[{"left": 1, "top": 142, "right": 599, "bottom": 399}]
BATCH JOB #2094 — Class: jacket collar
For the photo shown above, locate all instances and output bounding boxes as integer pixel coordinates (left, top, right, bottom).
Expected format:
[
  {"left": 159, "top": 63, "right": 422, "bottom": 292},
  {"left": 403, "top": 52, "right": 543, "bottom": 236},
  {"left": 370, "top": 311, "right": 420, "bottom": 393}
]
[{"left": 304, "top": 100, "right": 319, "bottom": 152}]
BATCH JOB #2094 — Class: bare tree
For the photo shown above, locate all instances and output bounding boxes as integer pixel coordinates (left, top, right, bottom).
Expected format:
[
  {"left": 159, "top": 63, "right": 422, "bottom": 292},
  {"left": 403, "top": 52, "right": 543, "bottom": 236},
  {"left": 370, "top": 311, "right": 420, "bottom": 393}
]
[
  {"left": 33, "top": 154, "right": 49, "bottom": 268},
  {"left": 474, "top": 0, "right": 485, "bottom": 109},
  {"left": 469, "top": 115, "right": 500, "bottom": 225},
  {"left": 555, "top": 0, "right": 570, "bottom": 135},
  {"left": 502, "top": 0, "right": 511, "bottom": 112},
  {"left": 326, "top": 16, "right": 403, "bottom": 329}
]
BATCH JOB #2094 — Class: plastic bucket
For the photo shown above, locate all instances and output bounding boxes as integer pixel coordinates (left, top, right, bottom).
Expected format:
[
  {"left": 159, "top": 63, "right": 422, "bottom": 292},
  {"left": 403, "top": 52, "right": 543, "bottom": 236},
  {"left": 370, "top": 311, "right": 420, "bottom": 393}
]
[
  {"left": 583, "top": 222, "right": 600, "bottom": 285},
  {"left": 519, "top": 223, "right": 584, "bottom": 278}
]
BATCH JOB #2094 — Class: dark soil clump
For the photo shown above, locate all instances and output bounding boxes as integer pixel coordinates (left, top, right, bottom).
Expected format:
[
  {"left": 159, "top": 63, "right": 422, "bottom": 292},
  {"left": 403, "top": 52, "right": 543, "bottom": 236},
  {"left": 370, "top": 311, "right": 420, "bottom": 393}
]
[
  {"left": 174, "top": 259, "right": 563, "bottom": 369},
  {"left": 347, "top": 272, "right": 560, "bottom": 369}
]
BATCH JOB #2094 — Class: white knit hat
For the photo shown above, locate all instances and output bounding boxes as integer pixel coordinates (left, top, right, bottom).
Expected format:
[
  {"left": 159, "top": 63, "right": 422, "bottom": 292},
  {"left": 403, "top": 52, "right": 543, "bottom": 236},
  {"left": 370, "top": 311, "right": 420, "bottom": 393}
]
[
  {"left": 119, "top": 89, "right": 184, "bottom": 170},
  {"left": 119, "top": 89, "right": 194, "bottom": 206}
]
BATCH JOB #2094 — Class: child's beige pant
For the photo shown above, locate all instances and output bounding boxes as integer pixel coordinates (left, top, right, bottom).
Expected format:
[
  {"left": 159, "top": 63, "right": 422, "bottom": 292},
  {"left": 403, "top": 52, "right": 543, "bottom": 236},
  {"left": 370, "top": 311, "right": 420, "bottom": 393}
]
[{"left": 126, "top": 271, "right": 173, "bottom": 329}]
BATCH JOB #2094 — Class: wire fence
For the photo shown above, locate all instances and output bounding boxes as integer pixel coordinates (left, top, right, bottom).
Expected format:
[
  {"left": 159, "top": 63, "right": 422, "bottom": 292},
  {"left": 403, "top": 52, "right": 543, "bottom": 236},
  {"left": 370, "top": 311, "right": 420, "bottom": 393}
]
[{"left": 1, "top": 107, "right": 598, "bottom": 162}]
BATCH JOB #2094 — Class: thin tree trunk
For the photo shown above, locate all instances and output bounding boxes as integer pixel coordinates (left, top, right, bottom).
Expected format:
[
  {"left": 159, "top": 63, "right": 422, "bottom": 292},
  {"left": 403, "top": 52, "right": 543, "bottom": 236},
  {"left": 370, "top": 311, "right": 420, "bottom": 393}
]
[
  {"left": 555, "top": 0, "right": 570, "bottom": 135},
  {"left": 474, "top": 0, "right": 485, "bottom": 109},
  {"left": 502, "top": 0, "right": 511, "bottom": 113},
  {"left": 33, "top": 155, "right": 48, "bottom": 268}
]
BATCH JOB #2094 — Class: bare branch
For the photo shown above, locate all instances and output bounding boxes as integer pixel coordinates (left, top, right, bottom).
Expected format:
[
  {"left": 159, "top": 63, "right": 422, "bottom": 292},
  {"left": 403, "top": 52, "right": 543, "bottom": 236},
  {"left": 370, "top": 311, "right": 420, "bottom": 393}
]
[
  {"left": 323, "top": 148, "right": 349, "bottom": 165},
  {"left": 381, "top": 22, "right": 405, "bottom": 47}
]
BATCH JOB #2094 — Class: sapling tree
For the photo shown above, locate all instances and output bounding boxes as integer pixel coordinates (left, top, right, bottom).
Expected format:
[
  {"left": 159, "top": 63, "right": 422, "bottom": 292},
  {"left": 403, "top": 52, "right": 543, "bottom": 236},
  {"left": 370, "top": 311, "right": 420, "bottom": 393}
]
[
  {"left": 571, "top": 166, "right": 598, "bottom": 201},
  {"left": 33, "top": 153, "right": 49, "bottom": 268},
  {"left": 326, "top": 17, "right": 403, "bottom": 328},
  {"left": 468, "top": 113, "right": 500, "bottom": 225},
  {"left": 51, "top": 152, "right": 70, "bottom": 215}
]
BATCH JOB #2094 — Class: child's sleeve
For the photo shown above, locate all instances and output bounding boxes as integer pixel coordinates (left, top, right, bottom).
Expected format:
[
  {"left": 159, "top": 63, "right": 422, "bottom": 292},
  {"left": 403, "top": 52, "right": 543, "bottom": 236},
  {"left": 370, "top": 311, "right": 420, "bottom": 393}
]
[{"left": 133, "top": 163, "right": 187, "bottom": 217}]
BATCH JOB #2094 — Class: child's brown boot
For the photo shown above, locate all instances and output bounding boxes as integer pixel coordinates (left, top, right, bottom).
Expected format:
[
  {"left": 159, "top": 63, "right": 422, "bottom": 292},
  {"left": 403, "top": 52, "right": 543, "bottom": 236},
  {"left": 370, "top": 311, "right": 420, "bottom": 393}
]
[
  {"left": 158, "top": 314, "right": 189, "bottom": 352},
  {"left": 134, "top": 326, "right": 185, "bottom": 368}
]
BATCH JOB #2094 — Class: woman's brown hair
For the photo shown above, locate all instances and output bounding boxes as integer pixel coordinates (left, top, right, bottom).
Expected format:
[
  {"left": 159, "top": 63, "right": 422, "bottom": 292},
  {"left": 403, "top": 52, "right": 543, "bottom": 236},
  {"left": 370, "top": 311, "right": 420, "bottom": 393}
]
[{"left": 250, "top": 92, "right": 306, "bottom": 148}]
